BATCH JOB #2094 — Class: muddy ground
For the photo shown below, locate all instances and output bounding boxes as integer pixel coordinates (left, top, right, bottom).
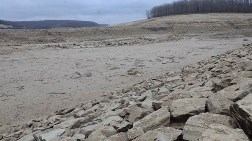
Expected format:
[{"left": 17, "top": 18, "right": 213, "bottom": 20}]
[{"left": 0, "top": 13, "right": 252, "bottom": 126}]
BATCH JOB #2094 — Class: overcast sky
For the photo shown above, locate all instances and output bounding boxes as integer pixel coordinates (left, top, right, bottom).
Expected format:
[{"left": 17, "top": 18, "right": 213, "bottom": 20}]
[{"left": 0, "top": 0, "right": 173, "bottom": 24}]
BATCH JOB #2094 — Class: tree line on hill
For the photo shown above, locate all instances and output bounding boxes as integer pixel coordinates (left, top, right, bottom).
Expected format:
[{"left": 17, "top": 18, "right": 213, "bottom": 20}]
[
  {"left": 147, "top": 0, "right": 252, "bottom": 19},
  {"left": 0, "top": 20, "right": 105, "bottom": 29}
]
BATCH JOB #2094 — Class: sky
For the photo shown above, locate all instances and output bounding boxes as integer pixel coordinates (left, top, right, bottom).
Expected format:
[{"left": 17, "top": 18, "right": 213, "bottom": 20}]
[{"left": 0, "top": 0, "right": 173, "bottom": 24}]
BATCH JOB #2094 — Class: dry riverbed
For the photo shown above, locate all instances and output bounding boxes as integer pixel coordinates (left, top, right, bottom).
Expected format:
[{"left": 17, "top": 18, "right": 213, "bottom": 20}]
[{"left": 0, "top": 36, "right": 251, "bottom": 126}]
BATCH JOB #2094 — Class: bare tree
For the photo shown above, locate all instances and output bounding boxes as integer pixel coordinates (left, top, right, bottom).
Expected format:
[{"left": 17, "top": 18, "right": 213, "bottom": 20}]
[{"left": 147, "top": 0, "right": 252, "bottom": 19}]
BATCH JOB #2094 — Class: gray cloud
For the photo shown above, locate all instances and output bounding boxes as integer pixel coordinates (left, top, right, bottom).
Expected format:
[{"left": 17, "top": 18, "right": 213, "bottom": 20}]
[{"left": 0, "top": 0, "right": 172, "bottom": 24}]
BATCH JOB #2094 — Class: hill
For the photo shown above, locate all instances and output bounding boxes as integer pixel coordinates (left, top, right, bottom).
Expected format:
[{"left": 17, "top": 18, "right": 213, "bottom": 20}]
[
  {"left": 1, "top": 13, "right": 252, "bottom": 45},
  {"left": 0, "top": 19, "right": 102, "bottom": 29}
]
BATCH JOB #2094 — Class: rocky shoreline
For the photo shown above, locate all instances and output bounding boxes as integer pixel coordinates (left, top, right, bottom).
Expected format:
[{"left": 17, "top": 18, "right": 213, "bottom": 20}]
[{"left": 1, "top": 44, "right": 252, "bottom": 141}]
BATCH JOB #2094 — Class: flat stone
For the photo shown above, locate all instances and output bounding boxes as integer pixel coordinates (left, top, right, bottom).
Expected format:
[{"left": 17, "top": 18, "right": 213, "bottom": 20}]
[
  {"left": 218, "top": 80, "right": 252, "bottom": 102},
  {"left": 127, "top": 127, "right": 144, "bottom": 140},
  {"left": 133, "top": 107, "right": 170, "bottom": 132},
  {"left": 141, "top": 98, "right": 155, "bottom": 111},
  {"left": 79, "top": 123, "right": 100, "bottom": 138},
  {"left": 86, "top": 126, "right": 117, "bottom": 141},
  {"left": 74, "top": 109, "right": 93, "bottom": 118},
  {"left": 55, "top": 118, "right": 85, "bottom": 129},
  {"left": 199, "top": 124, "right": 249, "bottom": 141},
  {"left": 40, "top": 129, "right": 66, "bottom": 141},
  {"left": 183, "top": 113, "right": 235, "bottom": 141},
  {"left": 170, "top": 98, "right": 207, "bottom": 121},
  {"left": 231, "top": 94, "right": 252, "bottom": 137},
  {"left": 105, "top": 133, "right": 129, "bottom": 141},
  {"left": 72, "top": 134, "right": 86, "bottom": 141},
  {"left": 17, "top": 134, "right": 34, "bottom": 141},
  {"left": 206, "top": 94, "right": 234, "bottom": 115},
  {"left": 125, "top": 104, "right": 146, "bottom": 123},
  {"left": 240, "top": 60, "right": 252, "bottom": 71},
  {"left": 114, "top": 121, "right": 133, "bottom": 133},
  {"left": 102, "top": 116, "right": 123, "bottom": 126},
  {"left": 133, "top": 127, "right": 182, "bottom": 141}
]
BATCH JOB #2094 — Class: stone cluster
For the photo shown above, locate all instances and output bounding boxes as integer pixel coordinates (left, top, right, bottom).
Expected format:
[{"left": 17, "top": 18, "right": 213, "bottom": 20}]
[{"left": 1, "top": 45, "right": 251, "bottom": 141}]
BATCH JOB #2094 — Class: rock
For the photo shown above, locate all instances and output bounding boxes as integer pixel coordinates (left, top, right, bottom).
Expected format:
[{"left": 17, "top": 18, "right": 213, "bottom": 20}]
[
  {"left": 105, "top": 133, "right": 129, "bottom": 141},
  {"left": 141, "top": 98, "right": 155, "bottom": 111},
  {"left": 183, "top": 113, "right": 236, "bottom": 141},
  {"left": 133, "top": 127, "right": 182, "bottom": 141},
  {"left": 39, "top": 129, "right": 66, "bottom": 141},
  {"left": 239, "top": 71, "right": 252, "bottom": 78},
  {"left": 170, "top": 98, "right": 207, "bottom": 121},
  {"left": 125, "top": 105, "right": 146, "bottom": 123},
  {"left": 102, "top": 116, "right": 123, "bottom": 126},
  {"left": 0, "top": 135, "right": 2, "bottom": 140},
  {"left": 127, "top": 68, "right": 142, "bottom": 75},
  {"left": 74, "top": 109, "right": 93, "bottom": 118},
  {"left": 199, "top": 124, "right": 249, "bottom": 141},
  {"left": 165, "top": 76, "right": 182, "bottom": 83},
  {"left": 133, "top": 107, "right": 170, "bottom": 132},
  {"left": 240, "top": 61, "right": 252, "bottom": 71},
  {"left": 211, "top": 78, "right": 235, "bottom": 93},
  {"left": 79, "top": 123, "right": 100, "bottom": 138},
  {"left": 218, "top": 80, "right": 252, "bottom": 102},
  {"left": 206, "top": 94, "right": 234, "bottom": 115},
  {"left": 158, "top": 86, "right": 169, "bottom": 94},
  {"left": 17, "top": 134, "right": 34, "bottom": 141},
  {"left": 102, "top": 115, "right": 132, "bottom": 132},
  {"left": 55, "top": 117, "right": 92, "bottom": 129},
  {"left": 86, "top": 126, "right": 117, "bottom": 141},
  {"left": 152, "top": 101, "right": 162, "bottom": 111},
  {"left": 72, "top": 134, "right": 86, "bottom": 141},
  {"left": 161, "top": 90, "right": 210, "bottom": 108},
  {"left": 55, "top": 108, "right": 75, "bottom": 115},
  {"left": 55, "top": 118, "right": 86, "bottom": 129},
  {"left": 127, "top": 127, "right": 144, "bottom": 140},
  {"left": 136, "top": 95, "right": 147, "bottom": 102},
  {"left": 114, "top": 121, "right": 133, "bottom": 133},
  {"left": 230, "top": 94, "right": 252, "bottom": 137},
  {"left": 7, "top": 130, "right": 23, "bottom": 139},
  {"left": 60, "top": 137, "right": 76, "bottom": 141}
]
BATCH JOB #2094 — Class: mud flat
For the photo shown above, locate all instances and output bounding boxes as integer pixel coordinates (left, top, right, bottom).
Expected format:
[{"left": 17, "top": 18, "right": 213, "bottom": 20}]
[
  {"left": 1, "top": 41, "right": 251, "bottom": 141},
  {"left": 0, "top": 13, "right": 252, "bottom": 141}
]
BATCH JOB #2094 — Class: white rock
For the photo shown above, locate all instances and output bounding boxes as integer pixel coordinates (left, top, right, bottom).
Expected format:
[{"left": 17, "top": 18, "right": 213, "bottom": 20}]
[
  {"left": 183, "top": 113, "right": 235, "bottom": 141},
  {"left": 133, "top": 127, "right": 182, "bottom": 141},
  {"left": 170, "top": 98, "right": 207, "bottom": 121},
  {"left": 199, "top": 124, "right": 249, "bottom": 141},
  {"left": 134, "top": 107, "right": 170, "bottom": 132},
  {"left": 127, "top": 127, "right": 144, "bottom": 140}
]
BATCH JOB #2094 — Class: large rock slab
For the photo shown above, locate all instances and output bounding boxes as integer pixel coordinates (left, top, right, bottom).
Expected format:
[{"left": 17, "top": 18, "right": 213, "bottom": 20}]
[
  {"left": 199, "top": 124, "right": 249, "bottom": 141},
  {"left": 125, "top": 104, "right": 146, "bottom": 123},
  {"left": 206, "top": 94, "right": 233, "bottom": 115},
  {"left": 218, "top": 80, "right": 252, "bottom": 102},
  {"left": 133, "top": 107, "right": 170, "bottom": 132},
  {"left": 133, "top": 127, "right": 182, "bottom": 141},
  {"left": 18, "top": 129, "right": 65, "bottom": 141},
  {"left": 170, "top": 98, "right": 207, "bottom": 121},
  {"left": 85, "top": 126, "right": 117, "bottom": 141},
  {"left": 79, "top": 123, "right": 101, "bottom": 138},
  {"left": 105, "top": 133, "right": 129, "bottom": 141},
  {"left": 231, "top": 94, "right": 252, "bottom": 137},
  {"left": 55, "top": 117, "right": 91, "bottom": 129},
  {"left": 39, "top": 129, "right": 66, "bottom": 141},
  {"left": 102, "top": 116, "right": 133, "bottom": 132},
  {"left": 183, "top": 113, "right": 235, "bottom": 141},
  {"left": 127, "top": 127, "right": 144, "bottom": 140}
]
